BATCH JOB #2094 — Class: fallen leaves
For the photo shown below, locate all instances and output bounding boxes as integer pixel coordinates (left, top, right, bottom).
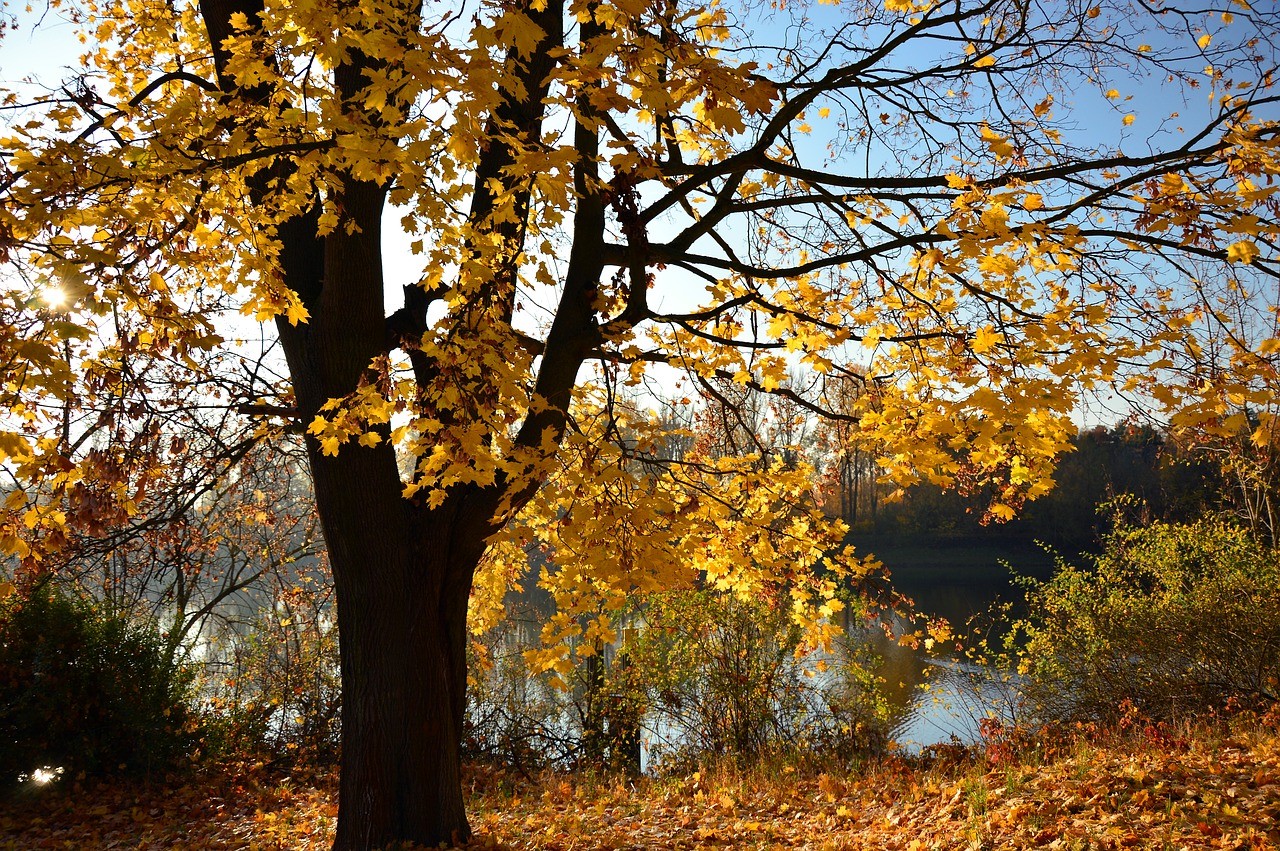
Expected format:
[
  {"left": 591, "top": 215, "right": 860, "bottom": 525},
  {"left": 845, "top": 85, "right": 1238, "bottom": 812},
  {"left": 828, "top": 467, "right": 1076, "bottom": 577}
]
[
  {"left": 466, "top": 728, "right": 1280, "bottom": 850},
  {"left": 0, "top": 765, "right": 337, "bottom": 850},
  {"left": 2, "top": 724, "right": 1279, "bottom": 850}
]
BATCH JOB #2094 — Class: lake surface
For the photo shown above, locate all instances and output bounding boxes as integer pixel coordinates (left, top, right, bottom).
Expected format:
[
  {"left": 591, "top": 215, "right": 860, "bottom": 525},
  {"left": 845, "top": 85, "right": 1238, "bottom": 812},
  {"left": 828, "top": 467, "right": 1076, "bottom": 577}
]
[
  {"left": 856, "top": 538, "right": 1056, "bottom": 749},
  {"left": 487, "top": 538, "right": 1060, "bottom": 766},
  {"left": 863, "top": 628, "right": 1020, "bottom": 751}
]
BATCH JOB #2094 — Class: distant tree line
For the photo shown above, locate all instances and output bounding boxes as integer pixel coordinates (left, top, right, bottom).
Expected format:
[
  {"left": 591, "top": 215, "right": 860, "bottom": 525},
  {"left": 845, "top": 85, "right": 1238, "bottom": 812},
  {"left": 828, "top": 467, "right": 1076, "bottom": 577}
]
[{"left": 836, "top": 423, "right": 1224, "bottom": 553}]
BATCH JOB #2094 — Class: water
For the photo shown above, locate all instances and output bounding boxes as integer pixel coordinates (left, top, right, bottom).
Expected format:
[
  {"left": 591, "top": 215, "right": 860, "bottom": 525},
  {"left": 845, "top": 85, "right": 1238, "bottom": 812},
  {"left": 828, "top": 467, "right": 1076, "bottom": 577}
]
[
  {"left": 861, "top": 538, "right": 1051, "bottom": 749},
  {"left": 838, "top": 611, "right": 1015, "bottom": 752},
  {"left": 476, "top": 543, "right": 1046, "bottom": 766},
  {"left": 887, "top": 656, "right": 1020, "bottom": 750}
]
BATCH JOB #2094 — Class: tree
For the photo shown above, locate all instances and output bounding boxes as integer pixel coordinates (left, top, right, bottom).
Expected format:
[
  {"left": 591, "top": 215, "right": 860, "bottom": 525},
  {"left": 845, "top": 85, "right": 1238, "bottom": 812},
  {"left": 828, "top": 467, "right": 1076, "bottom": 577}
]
[
  {"left": 816, "top": 370, "right": 883, "bottom": 529},
  {"left": 40, "top": 434, "right": 324, "bottom": 675},
  {"left": 2, "top": 0, "right": 1279, "bottom": 845}
]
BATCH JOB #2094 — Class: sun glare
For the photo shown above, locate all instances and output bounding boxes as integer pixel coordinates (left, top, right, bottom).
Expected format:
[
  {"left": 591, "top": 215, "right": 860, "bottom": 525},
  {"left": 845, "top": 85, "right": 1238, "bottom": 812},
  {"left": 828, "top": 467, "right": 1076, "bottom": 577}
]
[
  {"left": 41, "top": 285, "right": 68, "bottom": 309},
  {"left": 21, "top": 766, "right": 64, "bottom": 785}
]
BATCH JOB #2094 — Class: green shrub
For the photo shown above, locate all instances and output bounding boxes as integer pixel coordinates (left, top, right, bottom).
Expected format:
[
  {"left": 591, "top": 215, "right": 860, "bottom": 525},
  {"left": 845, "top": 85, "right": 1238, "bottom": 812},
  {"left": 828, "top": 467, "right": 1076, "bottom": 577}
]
[
  {"left": 622, "top": 588, "right": 890, "bottom": 765},
  {"left": 460, "top": 588, "right": 892, "bottom": 772},
  {"left": 0, "top": 582, "right": 198, "bottom": 786},
  {"left": 1015, "top": 517, "right": 1280, "bottom": 724}
]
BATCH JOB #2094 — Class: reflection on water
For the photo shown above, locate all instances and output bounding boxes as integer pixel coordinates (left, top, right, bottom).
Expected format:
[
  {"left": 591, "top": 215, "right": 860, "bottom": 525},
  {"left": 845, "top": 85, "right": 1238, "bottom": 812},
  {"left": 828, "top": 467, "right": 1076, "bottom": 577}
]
[
  {"left": 865, "top": 627, "right": 1017, "bottom": 750},
  {"left": 845, "top": 543, "right": 1046, "bottom": 750},
  {"left": 479, "top": 547, "right": 1039, "bottom": 765},
  {"left": 840, "top": 612, "right": 1011, "bottom": 751}
]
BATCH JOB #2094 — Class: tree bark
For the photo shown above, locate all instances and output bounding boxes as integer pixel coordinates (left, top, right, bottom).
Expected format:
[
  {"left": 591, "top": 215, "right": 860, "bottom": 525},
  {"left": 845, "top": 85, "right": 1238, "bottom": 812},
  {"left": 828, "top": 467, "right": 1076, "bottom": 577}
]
[
  {"left": 260, "top": 158, "right": 482, "bottom": 845},
  {"left": 270, "top": 174, "right": 486, "bottom": 846},
  {"left": 308, "top": 441, "right": 480, "bottom": 848}
]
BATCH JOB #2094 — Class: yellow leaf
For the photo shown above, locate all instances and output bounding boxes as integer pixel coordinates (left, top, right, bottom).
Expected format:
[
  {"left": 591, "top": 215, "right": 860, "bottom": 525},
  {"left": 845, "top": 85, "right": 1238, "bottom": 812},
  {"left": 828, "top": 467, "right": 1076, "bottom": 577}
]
[
  {"left": 974, "top": 54, "right": 996, "bottom": 68},
  {"left": 1123, "top": 114, "right": 1135, "bottom": 126},
  {"left": 0, "top": 536, "right": 30, "bottom": 560},
  {"left": 285, "top": 300, "right": 310, "bottom": 326},
  {"left": 491, "top": 9, "right": 545, "bottom": 58},
  {"left": 0, "top": 581, "right": 15, "bottom": 601},
  {"left": 989, "top": 503, "right": 1016, "bottom": 521},
  {"left": 980, "top": 124, "right": 1014, "bottom": 160},
  {"left": 972, "top": 326, "right": 1002, "bottom": 354},
  {"left": 358, "top": 432, "right": 383, "bottom": 447},
  {"left": 364, "top": 86, "right": 387, "bottom": 112},
  {"left": 1105, "top": 88, "right": 1120, "bottom": 100},
  {"left": 1023, "top": 193, "right": 1044, "bottom": 211},
  {"left": 1226, "top": 240, "right": 1260, "bottom": 264},
  {"left": 1198, "top": 33, "right": 1212, "bottom": 48},
  {"left": 0, "top": 433, "right": 30, "bottom": 466}
]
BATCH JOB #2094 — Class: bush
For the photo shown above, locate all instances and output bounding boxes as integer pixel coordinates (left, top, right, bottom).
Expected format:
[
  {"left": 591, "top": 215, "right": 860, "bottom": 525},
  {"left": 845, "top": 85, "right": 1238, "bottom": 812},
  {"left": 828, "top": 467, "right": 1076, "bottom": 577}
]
[
  {"left": 622, "top": 588, "right": 890, "bottom": 766},
  {"left": 203, "top": 581, "right": 342, "bottom": 766},
  {"left": 464, "top": 623, "right": 578, "bottom": 771},
  {"left": 0, "top": 582, "right": 198, "bottom": 786},
  {"left": 461, "top": 588, "right": 891, "bottom": 774},
  {"left": 1015, "top": 517, "right": 1280, "bottom": 724}
]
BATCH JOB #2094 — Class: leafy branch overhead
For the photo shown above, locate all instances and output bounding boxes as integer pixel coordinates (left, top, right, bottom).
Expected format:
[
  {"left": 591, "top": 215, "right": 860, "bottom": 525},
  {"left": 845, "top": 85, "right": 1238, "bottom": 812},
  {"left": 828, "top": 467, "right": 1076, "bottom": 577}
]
[{"left": 3, "top": 0, "right": 1276, "bottom": 519}]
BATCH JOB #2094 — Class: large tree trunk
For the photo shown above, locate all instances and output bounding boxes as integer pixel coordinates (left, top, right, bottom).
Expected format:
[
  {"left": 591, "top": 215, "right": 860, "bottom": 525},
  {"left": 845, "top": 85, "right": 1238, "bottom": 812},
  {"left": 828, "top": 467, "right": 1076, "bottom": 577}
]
[
  {"left": 198, "top": 0, "right": 582, "bottom": 840},
  {"left": 331, "top": 551, "right": 470, "bottom": 848},
  {"left": 307, "top": 443, "right": 481, "bottom": 849},
  {"left": 263, "top": 164, "right": 487, "bottom": 846}
]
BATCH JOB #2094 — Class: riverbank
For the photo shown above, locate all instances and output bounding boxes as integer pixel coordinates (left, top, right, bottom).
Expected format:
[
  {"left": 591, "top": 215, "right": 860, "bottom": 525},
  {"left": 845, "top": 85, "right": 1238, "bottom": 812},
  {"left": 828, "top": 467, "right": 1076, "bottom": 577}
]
[{"left": 3, "top": 715, "right": 1277, "bottom": 849}]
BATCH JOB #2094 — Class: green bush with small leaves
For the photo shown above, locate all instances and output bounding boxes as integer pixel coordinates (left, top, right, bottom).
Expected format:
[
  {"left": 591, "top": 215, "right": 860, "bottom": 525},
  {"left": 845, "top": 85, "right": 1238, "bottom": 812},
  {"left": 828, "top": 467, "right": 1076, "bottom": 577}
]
[
  {"left": 1015, "top": 517, "right": 1280, "bottom": 724},
  {"left": 0, "top": 583, "right": 198, "bottom": 786},
  {"left": 621, "top": 588, "right": 891, "bottom": 765}
]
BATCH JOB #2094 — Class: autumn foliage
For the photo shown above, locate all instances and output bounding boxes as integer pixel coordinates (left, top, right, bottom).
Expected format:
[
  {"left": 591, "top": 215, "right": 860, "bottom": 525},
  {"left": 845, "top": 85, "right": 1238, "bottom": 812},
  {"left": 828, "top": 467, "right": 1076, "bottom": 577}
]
[
  {"left": 1014, "top": 516, "right": 1280, "bottom": 725},
  {"left": 4, "top": 714, "right": 1280, "bottom": 849},
  {"left": 4, "top": 0, "right": 1280, "bottom": 844}
]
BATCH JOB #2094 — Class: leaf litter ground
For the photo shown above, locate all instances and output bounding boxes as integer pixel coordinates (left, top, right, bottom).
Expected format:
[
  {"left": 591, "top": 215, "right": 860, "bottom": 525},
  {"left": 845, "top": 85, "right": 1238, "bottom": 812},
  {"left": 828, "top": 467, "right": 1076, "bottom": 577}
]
[{"left": 2, "top": 722, "right": 1278, "bottom": 849}]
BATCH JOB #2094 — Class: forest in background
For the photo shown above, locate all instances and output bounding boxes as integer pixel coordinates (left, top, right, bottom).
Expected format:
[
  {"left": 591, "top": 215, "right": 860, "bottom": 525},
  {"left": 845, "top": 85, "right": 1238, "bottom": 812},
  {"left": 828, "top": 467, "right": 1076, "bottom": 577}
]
[{"left": 854, "top": 423, "right": 1223, "bottom": 550}]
